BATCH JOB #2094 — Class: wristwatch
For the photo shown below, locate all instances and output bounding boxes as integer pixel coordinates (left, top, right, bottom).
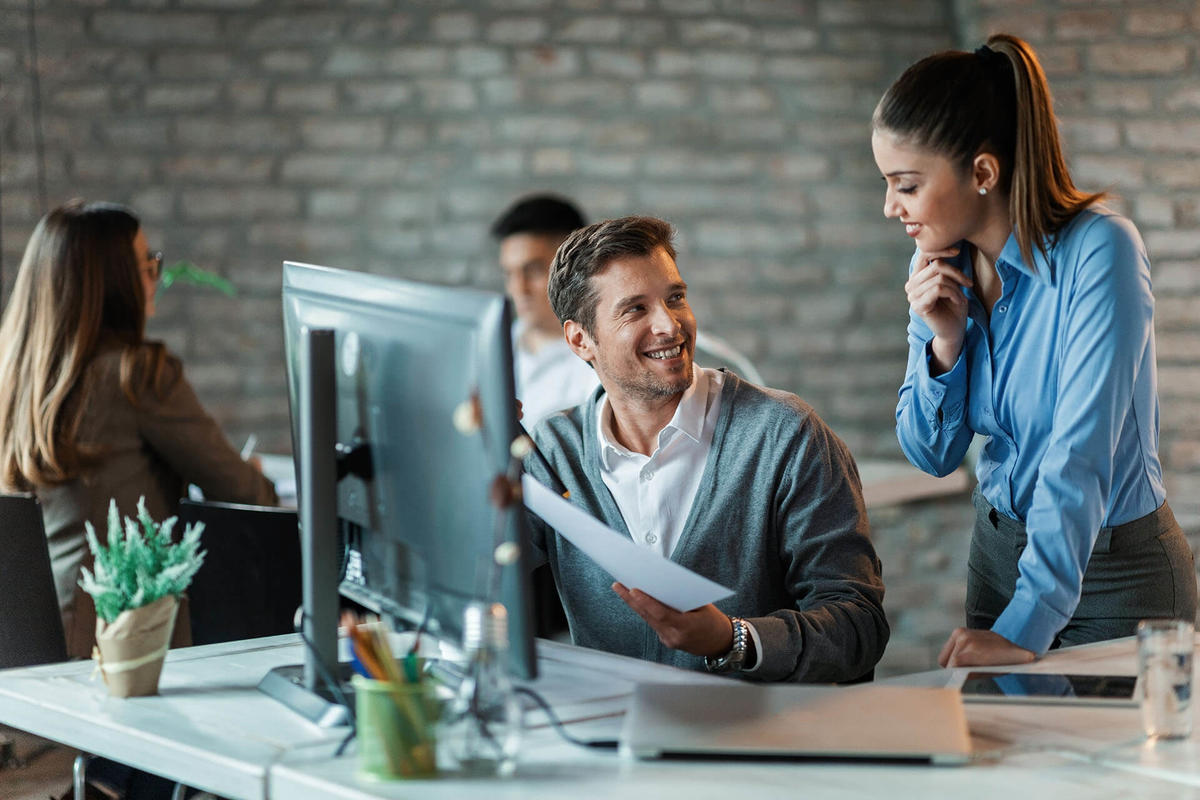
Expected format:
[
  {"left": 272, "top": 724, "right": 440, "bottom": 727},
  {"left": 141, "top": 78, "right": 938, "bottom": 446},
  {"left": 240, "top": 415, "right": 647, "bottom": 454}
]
[{"left": 704, "top": 616, "right": 748, "bottom": 674}]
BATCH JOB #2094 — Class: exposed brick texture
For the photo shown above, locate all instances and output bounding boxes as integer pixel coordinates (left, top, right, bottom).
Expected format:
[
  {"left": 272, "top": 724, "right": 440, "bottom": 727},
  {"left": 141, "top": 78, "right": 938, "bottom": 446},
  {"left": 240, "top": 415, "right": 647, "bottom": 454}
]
[{"left": 1, "top": 0, "right": 1198, "bottom": 676}]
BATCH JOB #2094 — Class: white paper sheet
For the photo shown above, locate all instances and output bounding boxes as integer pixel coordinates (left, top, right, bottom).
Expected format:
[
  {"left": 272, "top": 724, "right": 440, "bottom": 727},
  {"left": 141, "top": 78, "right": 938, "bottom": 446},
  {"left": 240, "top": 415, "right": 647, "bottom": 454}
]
[{"left": 522, "top": 474, "right": 734, "bottom": 612}]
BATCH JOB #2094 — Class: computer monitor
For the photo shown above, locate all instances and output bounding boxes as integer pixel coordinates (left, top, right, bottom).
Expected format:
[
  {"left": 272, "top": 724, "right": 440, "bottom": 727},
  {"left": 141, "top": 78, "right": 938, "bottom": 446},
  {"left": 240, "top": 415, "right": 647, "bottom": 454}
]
[{"left": 266, "top": 261, "right": 538, "bottom": 724}]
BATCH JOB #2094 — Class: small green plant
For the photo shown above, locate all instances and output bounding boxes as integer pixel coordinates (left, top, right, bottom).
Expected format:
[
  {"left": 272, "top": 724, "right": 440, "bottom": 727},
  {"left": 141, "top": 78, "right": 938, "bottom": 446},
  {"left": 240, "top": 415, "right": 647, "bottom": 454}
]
[
  {"left": 79, "top": 498, "right": 206, "bottom": 625},
  {"left": 160, "top": 260, "right": 237, "bottom": 297}
]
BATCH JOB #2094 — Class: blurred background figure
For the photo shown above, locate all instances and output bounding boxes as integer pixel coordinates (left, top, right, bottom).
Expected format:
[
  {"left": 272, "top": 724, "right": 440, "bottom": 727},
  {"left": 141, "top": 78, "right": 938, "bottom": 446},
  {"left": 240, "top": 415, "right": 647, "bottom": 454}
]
[
  {"left": 0, "top": 200, "right": 277, "bottom": 660},
  {"left": 492, "top": 194, "right": 600, "bottom": 427}
]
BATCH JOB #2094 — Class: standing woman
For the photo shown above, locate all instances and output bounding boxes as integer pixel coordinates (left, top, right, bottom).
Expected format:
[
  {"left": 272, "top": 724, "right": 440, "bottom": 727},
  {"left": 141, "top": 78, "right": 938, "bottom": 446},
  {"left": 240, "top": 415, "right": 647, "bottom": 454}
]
[
  {"left": 0, "top": 200, "right": 277, "bottom": 658},
  {"left": 872, "top": 34, "right": 1196, "bottom": 667}
]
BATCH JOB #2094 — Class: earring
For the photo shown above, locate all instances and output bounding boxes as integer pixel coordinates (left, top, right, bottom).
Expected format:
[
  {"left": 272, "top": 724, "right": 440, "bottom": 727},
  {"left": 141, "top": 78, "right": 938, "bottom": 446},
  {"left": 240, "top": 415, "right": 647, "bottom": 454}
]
[{"left": 978, "top": 187, "right": 988, "bottom": 196}]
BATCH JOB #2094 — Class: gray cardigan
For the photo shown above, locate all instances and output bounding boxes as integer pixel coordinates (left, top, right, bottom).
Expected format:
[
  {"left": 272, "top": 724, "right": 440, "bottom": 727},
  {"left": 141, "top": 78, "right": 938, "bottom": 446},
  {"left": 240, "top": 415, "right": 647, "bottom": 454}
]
[{"left": 525, "top": 372, "right": 888, "bottom": 683}]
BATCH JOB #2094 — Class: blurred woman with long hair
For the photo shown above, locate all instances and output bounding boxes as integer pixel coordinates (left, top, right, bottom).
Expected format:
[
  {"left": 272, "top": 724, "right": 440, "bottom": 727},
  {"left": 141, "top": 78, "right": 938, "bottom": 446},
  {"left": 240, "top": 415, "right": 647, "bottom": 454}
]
[{"left": 0, "top": 200, "right": 276, "bottom": 657}]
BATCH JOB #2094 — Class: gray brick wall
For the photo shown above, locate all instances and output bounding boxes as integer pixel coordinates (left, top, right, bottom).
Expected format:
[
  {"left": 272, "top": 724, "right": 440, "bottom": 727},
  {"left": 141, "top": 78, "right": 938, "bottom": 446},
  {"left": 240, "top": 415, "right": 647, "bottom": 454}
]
[
  {"left": 1, "top": 1, "right": 1198, "bottom": 675},
  {"left": 0, "top": 0, "right": 951, "bottom": 458},
  {"left": 870, "top": 491, "right": 975, "bottom": 676}
]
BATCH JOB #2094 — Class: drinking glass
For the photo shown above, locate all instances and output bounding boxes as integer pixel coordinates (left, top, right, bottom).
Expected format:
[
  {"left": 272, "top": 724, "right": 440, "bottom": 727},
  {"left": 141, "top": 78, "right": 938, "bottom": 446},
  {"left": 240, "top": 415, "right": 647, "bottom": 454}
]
[{"left": 1137, "top": 618, "right": 1195, "bottom": 740}]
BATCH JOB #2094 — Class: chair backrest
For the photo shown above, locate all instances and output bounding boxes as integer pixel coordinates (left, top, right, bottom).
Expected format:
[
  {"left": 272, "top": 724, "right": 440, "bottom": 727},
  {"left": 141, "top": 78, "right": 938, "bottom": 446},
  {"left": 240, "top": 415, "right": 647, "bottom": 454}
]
[
  {"left": 0, "top": 494, "right": 68, "bottom": 668},
  {"left": 694, "top": 331, "right": 765, "bottom": 386},
  {"left": 175, "top": 499, "right": 302, "bottom": 646}
]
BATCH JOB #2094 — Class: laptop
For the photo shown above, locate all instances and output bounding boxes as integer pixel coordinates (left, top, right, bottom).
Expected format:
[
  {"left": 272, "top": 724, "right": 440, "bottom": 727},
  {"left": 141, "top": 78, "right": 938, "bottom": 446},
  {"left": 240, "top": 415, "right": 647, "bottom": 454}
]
[{"left": 620, "top": 682, "right": 972, "bottom": 765}]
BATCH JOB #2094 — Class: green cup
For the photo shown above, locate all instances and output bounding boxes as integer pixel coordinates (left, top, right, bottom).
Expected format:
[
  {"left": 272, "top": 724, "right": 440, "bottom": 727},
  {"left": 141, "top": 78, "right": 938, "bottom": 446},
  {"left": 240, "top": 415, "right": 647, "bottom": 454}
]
[{"left": 353, "top": 674, "right": 440, "bottom": 780}]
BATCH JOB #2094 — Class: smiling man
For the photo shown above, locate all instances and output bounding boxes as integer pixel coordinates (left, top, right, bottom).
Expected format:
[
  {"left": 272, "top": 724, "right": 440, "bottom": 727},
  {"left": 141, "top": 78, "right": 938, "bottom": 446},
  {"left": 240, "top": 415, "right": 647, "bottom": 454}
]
[{"left": 523, "top": 216, "right": 888, "bottom": 683}]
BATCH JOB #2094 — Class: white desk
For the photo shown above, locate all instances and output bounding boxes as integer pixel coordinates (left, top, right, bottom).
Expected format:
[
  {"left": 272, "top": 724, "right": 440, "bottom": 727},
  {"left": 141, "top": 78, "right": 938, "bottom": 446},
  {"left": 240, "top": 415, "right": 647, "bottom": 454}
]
[
  {"left": 3, "top": 635, "right": 1200, "bottom": 799},
  {"left": 0, "top": 634, "right": 340, "bottom": 799}
]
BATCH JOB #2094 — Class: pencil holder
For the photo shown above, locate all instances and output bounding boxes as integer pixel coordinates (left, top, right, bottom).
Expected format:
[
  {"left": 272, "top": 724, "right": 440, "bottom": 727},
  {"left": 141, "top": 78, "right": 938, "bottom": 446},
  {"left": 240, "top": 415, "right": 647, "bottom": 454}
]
[{"left": 353, "top": 674, "right": 440, "bottom": 780}]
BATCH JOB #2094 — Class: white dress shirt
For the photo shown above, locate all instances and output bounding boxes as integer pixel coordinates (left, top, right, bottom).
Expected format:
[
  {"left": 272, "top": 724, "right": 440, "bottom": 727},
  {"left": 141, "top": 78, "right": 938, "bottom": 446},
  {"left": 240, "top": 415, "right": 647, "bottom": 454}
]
[
  {"left": 594, "top": 367, "right": 763, "bottom": 670},
  {"left": 596, "top": 367, "right": 723, "bottom": 559},
  {"left": 513, "top": 320, "right": 600, "bottom": 427}
]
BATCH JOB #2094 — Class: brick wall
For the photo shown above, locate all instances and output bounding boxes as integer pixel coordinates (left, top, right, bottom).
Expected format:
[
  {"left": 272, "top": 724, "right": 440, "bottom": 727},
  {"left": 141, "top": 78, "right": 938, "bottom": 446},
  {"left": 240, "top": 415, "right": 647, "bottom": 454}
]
[
  {"left": 1, "top": 1, "right": 1198, "bottom": 675},
  {"left": 0, "top": 0, "right": 952, "bottom": 457},
  {"left": 870, "top": 491, "right": 975, "bottom": 676}
]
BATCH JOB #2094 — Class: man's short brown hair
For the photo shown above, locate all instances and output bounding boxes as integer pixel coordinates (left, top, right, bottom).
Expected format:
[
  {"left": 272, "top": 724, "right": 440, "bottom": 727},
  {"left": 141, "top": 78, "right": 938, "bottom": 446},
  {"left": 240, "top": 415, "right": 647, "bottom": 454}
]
[{"left": 547, "top": 215, "right": 677, "bottom": 336}]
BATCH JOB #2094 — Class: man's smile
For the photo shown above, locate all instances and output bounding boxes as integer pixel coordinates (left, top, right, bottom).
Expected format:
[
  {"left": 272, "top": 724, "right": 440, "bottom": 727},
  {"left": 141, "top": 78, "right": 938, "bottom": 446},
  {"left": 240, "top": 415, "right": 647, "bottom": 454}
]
[{"left": 645, "top": 343, "right": 684, "bottom": 360}]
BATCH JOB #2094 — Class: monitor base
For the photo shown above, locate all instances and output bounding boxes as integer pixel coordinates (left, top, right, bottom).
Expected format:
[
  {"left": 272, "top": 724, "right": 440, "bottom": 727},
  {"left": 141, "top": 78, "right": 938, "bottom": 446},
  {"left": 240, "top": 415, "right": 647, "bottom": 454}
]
[{"left": 258, "top": 663, "right": 354, "bottom": 728}]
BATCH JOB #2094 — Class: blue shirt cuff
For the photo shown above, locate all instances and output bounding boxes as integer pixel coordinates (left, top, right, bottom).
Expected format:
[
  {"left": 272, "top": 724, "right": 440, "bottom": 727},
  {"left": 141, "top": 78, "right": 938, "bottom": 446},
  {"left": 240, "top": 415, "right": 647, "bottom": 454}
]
[
  {"left": 918, "top": 340, "right": 968, "bottom": 428},
  {"left": 992, "top": 594, "right": 1068, "bottom": 656}
]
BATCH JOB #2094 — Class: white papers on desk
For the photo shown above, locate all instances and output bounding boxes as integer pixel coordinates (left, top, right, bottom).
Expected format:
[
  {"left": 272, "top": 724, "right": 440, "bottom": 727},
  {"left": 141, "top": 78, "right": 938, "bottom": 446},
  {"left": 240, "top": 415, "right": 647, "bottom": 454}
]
[{"left": 521, "top": 474, "right": 733, "bottom": 612}]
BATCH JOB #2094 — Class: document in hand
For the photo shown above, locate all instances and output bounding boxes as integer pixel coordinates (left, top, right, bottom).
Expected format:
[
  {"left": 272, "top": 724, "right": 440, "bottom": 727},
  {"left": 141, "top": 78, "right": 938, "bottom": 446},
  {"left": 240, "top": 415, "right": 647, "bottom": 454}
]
[{"left": 521, "top": 475, "right": 734, "bottom": 612}]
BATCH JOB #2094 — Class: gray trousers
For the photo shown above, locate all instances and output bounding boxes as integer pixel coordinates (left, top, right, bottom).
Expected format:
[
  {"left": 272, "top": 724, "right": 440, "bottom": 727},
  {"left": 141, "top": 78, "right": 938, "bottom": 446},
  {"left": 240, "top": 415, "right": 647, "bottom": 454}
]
[{"left": 966, "top": 487, "right": 1198, "bottom": 649}]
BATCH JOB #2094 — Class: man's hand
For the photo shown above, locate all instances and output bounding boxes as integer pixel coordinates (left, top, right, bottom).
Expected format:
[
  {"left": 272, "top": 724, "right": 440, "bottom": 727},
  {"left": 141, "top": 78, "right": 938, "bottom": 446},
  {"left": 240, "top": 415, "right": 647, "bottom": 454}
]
[
  {"left": 612, "top": 582, "right": 733, "bottom": 657},
  {"left": 938, "top": 628, "right": 1036, "bottom": 668}
]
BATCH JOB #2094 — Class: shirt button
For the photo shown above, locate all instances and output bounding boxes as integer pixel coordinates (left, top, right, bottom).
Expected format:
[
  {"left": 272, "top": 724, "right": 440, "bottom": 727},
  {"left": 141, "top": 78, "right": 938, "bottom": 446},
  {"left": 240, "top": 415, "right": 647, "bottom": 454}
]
[
  {"left": 641, "top": 469, "right": 654, "bottom": 481},
  {"left": 645, "top": 533, "right": 658, "bottom": 545},
  {"left": 997, "top": 305, "right": 1007, "bottom": 313}
]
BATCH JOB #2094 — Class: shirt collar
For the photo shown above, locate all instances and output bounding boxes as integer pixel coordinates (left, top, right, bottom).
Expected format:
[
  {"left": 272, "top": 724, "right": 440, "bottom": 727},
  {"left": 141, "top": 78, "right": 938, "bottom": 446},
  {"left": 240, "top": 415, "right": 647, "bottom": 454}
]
[
  {"left": 596, "top": 367, "right": 709, "bottom": 470},
  {"left": 996, "top": 231, "right": 1055, "bottom": 284}
]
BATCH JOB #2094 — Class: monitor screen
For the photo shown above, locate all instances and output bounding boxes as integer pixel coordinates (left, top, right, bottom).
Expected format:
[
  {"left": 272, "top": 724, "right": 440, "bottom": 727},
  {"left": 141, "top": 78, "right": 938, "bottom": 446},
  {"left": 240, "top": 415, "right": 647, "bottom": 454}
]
[{"left": 281, "top": 261, "right": 537, "bottom": 681}]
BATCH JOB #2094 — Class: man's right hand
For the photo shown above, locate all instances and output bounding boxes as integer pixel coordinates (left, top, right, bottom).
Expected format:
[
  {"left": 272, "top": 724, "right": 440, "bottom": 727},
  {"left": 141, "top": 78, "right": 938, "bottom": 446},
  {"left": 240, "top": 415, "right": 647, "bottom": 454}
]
[
  {"left": 904, "top": 247, "right": 971, "bottom": 372},
  {"left": 611, "top": 582, "right": 734, "bottom": 657}
]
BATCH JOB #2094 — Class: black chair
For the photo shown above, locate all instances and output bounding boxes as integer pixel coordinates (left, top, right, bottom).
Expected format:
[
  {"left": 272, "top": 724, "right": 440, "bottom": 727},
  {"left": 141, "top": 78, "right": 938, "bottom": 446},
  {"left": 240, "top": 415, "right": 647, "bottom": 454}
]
[
  {"left": 0, "top": 494, "right": 74, "bottom": 794},
  {"left": 0, "top": 494, "right": 68, "bottom": 669},
  {"left": 175, "top": 499, "right": 302, "bottom": 645}
]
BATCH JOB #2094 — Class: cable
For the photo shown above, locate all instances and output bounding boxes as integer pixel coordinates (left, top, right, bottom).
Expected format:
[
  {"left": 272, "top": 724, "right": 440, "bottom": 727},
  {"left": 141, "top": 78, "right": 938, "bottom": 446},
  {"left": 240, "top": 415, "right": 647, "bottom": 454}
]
[
  {"left": 326, "top": 680, "right": 619, "bottom": 760},
  {"left": 297, "top": 622, "right": 360, "bottom": 757},
  {"left": 295, "top": 615, "right": 356, "bottom": 726},
  {"left": 334, "top": 725, "right": 356, "bottom": 758},
  {"left": 406, "top": 599, "right": 433, "bottom": 656},
  {"left": 513, "top": 686, "right": 618, "bottom": 750}
]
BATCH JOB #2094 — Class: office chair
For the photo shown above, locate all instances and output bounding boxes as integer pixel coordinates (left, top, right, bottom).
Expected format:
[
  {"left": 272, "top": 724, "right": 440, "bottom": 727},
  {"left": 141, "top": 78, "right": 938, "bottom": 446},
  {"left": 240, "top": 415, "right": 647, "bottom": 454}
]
[
  {"left": 0, "top": 495, "right": 81, "bottom": 794},
  {"left": 0, "top": 494, "right": 68, "bottom": 669},
  {"left": 176, "top": 499, "right": 302, "bottom": 645},
  {"left": 694, "top": 331, "right": 765, "bottom": 386}
]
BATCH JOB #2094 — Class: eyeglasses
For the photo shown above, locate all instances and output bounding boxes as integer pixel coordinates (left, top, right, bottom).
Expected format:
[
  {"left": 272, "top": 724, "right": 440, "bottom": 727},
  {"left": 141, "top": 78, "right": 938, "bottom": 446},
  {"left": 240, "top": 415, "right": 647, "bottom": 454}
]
[{"left": 144, "top": 251, "right": 163, "bottom": 282}]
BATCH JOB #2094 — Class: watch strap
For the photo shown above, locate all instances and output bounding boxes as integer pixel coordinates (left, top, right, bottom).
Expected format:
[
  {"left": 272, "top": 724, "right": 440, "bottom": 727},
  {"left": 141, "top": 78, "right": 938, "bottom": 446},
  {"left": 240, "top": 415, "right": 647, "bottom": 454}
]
[{"left": 704, "top": 616, "right": 748, "bottom": 674}]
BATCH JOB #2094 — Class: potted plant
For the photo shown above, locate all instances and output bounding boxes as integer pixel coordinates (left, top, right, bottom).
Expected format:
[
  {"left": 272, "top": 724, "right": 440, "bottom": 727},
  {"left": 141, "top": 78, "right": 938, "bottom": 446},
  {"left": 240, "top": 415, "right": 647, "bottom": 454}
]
[{"left": 79, "top": 498, "right": 206, "bottom": 697}]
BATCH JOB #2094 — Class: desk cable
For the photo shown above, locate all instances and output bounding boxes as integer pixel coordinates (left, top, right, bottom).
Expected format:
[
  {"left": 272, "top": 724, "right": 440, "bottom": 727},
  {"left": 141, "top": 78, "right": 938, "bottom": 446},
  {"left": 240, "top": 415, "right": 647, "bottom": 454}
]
[
  {"left": 326, "top": 682, "right": 618, "bottom": 757},
  {"left": 514, "top": 687, "right": 618, "bottom": 750},
  {"left": 295, "top": 618, "right": 358, "bottom": 758}
]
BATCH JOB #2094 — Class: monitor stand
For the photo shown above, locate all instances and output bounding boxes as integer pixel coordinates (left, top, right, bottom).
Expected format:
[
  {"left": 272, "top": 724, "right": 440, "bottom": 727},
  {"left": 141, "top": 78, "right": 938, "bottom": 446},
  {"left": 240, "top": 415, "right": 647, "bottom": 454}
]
[
  {"left": 260, "top": 327, "right": 346, "bottom": 726},
  {"left": 259, "top": 663, "right": 354, "bottom": 728}
]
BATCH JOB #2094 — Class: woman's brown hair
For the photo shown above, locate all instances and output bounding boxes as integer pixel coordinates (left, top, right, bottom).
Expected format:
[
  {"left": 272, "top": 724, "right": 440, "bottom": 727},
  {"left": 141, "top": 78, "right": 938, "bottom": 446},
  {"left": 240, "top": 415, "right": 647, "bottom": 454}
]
[
  {"left": 0, "top": 200, "right": 176, "bottom": 489},
  {"left": 872, "top": 33, "right": 1104, "bottom": 269}
]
